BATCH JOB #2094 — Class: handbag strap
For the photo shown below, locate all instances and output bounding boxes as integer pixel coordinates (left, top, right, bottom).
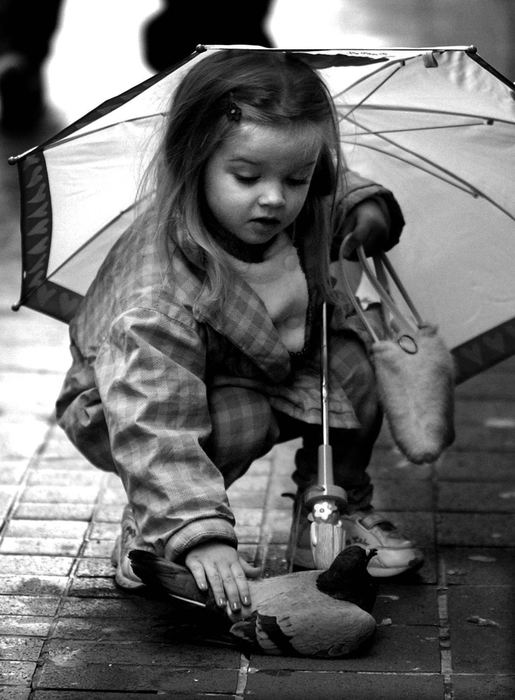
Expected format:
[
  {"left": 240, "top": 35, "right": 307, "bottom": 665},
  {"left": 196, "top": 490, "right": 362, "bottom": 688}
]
[{"left": 338, "top": 244, "right": 425, "bottom": 347}]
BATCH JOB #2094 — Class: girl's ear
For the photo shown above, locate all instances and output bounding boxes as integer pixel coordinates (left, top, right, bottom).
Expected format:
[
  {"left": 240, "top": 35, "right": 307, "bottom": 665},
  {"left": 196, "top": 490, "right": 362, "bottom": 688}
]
[{"left": 310, "top": 146, "right": 337, "bottom": 196}]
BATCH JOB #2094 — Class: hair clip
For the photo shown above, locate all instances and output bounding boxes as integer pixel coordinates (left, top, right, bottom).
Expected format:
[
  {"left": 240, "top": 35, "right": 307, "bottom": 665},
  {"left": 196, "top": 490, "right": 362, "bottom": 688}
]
[{"left": 226, "top": 101, "right": 242, "bottom": 122}]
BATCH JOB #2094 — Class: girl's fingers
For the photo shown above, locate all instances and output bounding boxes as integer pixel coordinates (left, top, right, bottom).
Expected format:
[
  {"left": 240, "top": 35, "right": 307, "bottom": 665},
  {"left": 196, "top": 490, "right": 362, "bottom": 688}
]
[
  {"left": 204, "top": 566, "right": 226, "bottom": 608},
  {"left": 187, "top": 560, "right": 209, "bottom": 594}
]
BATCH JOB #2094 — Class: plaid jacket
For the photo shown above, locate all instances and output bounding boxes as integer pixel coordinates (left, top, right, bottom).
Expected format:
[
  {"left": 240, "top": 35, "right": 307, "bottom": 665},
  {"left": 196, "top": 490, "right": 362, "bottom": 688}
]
[{"left": 56, "top": 171, "right": 403, "bottom": 559}]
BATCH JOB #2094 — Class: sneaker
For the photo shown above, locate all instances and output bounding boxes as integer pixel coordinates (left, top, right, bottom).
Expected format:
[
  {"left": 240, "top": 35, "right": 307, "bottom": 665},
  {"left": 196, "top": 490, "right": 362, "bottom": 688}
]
[
  {"left": 343, "top": 510, "right": 424, "bottom": 578},
  {"left": 110, "top": 504, "right": 150, "bottom": 589}
]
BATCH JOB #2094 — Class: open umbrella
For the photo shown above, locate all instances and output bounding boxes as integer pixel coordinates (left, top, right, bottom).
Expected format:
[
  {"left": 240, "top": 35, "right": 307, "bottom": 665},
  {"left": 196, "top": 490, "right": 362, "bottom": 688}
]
[{"left": 9, "top": 44, "right": 515, "bottom": 383}]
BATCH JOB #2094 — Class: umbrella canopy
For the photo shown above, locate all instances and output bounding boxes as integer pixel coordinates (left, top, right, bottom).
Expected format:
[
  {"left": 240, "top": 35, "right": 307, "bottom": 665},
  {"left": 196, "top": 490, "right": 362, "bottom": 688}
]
[{"left": 9, "top": 45, "right": 515, "bottom": 383}]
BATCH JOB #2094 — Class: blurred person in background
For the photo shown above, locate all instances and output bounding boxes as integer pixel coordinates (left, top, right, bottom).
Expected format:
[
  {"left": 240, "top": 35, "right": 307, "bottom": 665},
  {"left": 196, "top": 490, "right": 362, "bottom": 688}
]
[{"left": 0, "top": 0, "right": 272, "bottom": 132}]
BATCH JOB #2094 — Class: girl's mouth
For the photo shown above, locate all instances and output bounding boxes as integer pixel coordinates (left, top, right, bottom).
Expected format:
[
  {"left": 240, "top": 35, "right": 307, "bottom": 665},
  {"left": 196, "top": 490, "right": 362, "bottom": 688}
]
[{"left": 251, "top": 217, "right": 281, "bottom": 227}]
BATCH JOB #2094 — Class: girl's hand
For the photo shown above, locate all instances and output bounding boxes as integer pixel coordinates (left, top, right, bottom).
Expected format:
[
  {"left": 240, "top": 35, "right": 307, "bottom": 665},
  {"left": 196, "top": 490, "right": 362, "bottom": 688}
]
[
  {"left": 340, "top": 198, "right": 391, "bottom": 260},
  {"left": 185, "top": 541, "right": 260, "bottom": 615}
]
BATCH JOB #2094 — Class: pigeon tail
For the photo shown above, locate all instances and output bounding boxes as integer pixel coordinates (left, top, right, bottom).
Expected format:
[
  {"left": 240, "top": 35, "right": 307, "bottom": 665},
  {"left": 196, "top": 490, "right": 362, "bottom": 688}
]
[{"left": 128, "top": 549, "right": 213, "bottom": 608}]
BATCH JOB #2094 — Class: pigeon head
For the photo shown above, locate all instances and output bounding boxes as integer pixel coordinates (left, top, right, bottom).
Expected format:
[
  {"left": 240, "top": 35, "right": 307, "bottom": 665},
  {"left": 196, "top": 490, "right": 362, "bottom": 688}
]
[{"left": 315, "top": 545, "right": 377, "bottom": 612}]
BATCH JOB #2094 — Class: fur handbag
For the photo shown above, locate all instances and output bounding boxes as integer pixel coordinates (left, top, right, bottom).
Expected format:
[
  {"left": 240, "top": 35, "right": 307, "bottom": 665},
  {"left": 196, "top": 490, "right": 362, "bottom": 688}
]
[{"left": 339, "top": 246, "right": 455, "bottom": 464}]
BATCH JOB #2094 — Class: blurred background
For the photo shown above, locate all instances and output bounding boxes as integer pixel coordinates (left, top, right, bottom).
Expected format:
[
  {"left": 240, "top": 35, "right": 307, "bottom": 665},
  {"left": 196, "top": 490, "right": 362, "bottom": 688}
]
[{"left": 1, "top": 0, "right": 514, "bottom": 392}]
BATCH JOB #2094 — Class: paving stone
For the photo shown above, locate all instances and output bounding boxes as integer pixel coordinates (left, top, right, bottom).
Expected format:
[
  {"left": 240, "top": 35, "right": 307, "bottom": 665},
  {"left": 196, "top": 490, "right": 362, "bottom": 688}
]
[
  {"left": 58, "top": 596, "right": 171, "bottom": 619},
  {"left": 447, "top": 586, "right": 513, "bottom": 631},
  {"left": 82, "top": 540, "right": 113, "bottom": 558},
  {"left": 450, "top": 625, "right": 514, "bottom": 674},
  {"left": 68, "top": 578, "right": 121, "bottom": 598},
  {"left": 27, "top": 470, "right": 102, "bottom": 487},
  {"left": 0, "top": 555, "right": 73, "bottom": 577},
  {"left": 437, "top": 513, "right": 515, "bottom": 546},
  {"left": 442, "top": 547, "right": 515, "bottom": 586},
  {"left": 436, "top": 450, "right": 515, "bottom": 481},
  {"left": 227, "top": 475, "right": 267, "bottom": 508},
  {"left": 19, "top": 485, "right": 100, "bottom": 504},
  {"left": 0, "top": 538, "right": 82, "bottom": 557},
  {"left": 31, "top": 693, "right": 168, "bottom": 699},
  {"left": 35, "top": 663, "right": 238, "bottom": 694},
  {"left": 0, "top": 596, "right": 60, "bottom": 617},
  {"left": 373, "top": 585, "right": 439, "bottom": 625},
  {"left": 34, "top": 457, "right": 93, "bottom": 471},
  {"left": 0, "top": 576, "right": 67, "bottom": 596},
  {"left": 0, "top": 617, "right": 52, "bottom": 637},
  {"left": 452, "top": 673, "right": 515, "bottom": 699},
  {"left": 43, "top": 638, "right": 239, "bottom": 666},
  {"left": 245, "top": 670, "right": 444, "bottom": 699},
  {"left": 0, "top": 686, "right": 31, "bottom": 699},
  {"left": 368, "top": 448, "right": 433, "bottom": 480},
  {"left": 452, "top": 422, "right": 515, "bottom": 452},
  {"left": 74, "top": 558, "right": 114, "bottom": 577},
  {"left": 88, "top": 522, "right": 118, "bottom": 540},
  {"left": 32, "top": 693, "right": 166, "bottom": 699},
  {"left": 2, "top": 520, "right": 88, "bottom": 539},
  {"left": 93, "top": 504, "right": 124, "bottom": 523},
  {"left": 371, "top": 479, "right": 433, "bottom": 511},
  {"left": 13, "top": 503, "right": 94, "bottom": 521},
  {"left": 437, "top": 482, "right": 515, "bottom": 513},
  {"left": 0, "top": 660, "right": 36, "bottom": 686},
  {"left": 50, "top": 617, "right": 167, "bottom": 642},
  {"left": 0, "top": 460, "right": 28, "bottom": 485},
  {"left": 0, "top": 637, "right": 44, "bottom": 662}
]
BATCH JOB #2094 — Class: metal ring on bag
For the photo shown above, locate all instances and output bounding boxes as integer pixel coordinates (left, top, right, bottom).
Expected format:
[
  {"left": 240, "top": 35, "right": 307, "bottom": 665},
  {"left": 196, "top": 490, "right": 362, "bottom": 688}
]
[{"left": 398, "top": 334, "right": 418, "bottom": 354}]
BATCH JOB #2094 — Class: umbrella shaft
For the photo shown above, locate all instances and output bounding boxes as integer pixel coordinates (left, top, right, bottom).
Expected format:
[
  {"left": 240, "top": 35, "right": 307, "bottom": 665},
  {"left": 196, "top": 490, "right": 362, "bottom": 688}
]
[{"left": 320, "top": 301, "right": 330, "bottom": 447}]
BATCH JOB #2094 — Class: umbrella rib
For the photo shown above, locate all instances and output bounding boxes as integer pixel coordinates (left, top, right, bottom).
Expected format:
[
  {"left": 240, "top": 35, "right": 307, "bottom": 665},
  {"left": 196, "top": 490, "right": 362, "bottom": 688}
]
[
  {"left": 337, "top": 103, "right": 515, "bottom": 127},
  {"left": 43, "top": 114, "right": 168, "bottom": 150},
  {"left": 331, "top": 63, "right": 404, "bottom": 119},
  {"left": 342, "top": 127, "right": 515, "bottom": 221},
  {"left": 346, "top": 121, "right": 486, "bottom": 136}
]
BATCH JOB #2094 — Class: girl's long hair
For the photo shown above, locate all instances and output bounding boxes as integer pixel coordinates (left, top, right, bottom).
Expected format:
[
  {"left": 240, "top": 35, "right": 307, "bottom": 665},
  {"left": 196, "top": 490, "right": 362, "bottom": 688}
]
[{"left": 145, "top": 49, "right": 344, "bottom": 305}]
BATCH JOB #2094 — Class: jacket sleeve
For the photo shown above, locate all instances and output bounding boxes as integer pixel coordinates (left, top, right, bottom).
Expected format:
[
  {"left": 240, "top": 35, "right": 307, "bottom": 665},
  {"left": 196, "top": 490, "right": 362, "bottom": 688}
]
[
  {"left": 331, "top": 168, "right": 405, "bottom": 257},
  {"left": 94, "top": 305, "right": 238, "bottom": 561}
]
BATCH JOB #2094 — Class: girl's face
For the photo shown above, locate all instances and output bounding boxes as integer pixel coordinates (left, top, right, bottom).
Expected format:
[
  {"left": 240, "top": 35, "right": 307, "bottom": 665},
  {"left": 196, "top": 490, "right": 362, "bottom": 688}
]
[{"left": 204, "top": 122, "right": 322, "bottom": 246}]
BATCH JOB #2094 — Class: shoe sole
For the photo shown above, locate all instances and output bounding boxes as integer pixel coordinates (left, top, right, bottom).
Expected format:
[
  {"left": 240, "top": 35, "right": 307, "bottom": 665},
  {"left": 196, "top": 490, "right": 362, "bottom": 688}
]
[{"left": 368, "top": 555, "right": 425, "bottom": 578}]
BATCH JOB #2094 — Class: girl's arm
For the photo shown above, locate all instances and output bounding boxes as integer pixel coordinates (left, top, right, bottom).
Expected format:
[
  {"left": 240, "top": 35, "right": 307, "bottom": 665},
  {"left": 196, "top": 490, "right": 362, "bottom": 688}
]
[
  {"left": 95, "top": 305, "right": 238, "bottom": 562},
  {"left": 331, "top": 168, "right": 405, "bottom": 259}
]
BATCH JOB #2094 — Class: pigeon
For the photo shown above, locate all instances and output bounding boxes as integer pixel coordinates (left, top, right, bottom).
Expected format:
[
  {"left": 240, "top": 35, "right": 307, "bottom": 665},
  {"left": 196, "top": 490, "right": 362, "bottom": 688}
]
[{"left": 129, "top": 545, "right": 377, "bottom": 658}]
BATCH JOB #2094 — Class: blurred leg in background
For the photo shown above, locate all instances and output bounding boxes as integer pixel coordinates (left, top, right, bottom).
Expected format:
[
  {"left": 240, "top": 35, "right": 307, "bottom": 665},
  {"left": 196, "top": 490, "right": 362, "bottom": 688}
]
[
  {"left": 143, "top": 0, "right": 273, "bottom": 71},
  {"left": 0, "top": 0, "right": 64, "bottom": 131}
]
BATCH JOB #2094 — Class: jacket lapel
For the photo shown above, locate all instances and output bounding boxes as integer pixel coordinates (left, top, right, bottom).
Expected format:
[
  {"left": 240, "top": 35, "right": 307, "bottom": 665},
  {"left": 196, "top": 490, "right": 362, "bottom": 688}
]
[{"left": 192, "top": 275, "right": 292, "bottom": 384}]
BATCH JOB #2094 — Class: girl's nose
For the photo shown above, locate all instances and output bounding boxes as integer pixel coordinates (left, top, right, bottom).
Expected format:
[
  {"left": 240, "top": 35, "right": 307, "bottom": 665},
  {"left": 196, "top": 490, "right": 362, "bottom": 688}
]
[{"left": 258, "top": 181, "right": 286, "bottom": 208}]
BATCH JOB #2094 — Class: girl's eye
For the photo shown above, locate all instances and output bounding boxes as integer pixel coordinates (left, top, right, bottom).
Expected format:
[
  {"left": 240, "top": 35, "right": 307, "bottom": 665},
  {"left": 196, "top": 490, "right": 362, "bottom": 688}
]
[
  {"left": 287, "top": 178, "right": 310, "bottom": 187},
  {"left": 235, "top": 174, "right": 259, "bottom": 183}
]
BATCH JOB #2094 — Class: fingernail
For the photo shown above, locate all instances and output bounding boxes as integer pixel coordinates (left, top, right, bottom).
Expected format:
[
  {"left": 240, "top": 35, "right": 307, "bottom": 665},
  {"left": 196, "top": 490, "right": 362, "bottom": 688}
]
[
  {"left": 243, "top": 596, "right": 250, "bottom": 606},
  {"left": 218, "top": 597, "right": 226, "bottom": 607},
  {"left": 232, "top": 601, "right": 241, "bottom": 611}
]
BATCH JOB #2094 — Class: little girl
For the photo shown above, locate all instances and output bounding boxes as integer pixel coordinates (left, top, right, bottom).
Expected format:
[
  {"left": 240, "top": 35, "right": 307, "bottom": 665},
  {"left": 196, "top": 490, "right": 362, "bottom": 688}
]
[{"left": 56, "top": 49, "right": 423, "bottom": 614}]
